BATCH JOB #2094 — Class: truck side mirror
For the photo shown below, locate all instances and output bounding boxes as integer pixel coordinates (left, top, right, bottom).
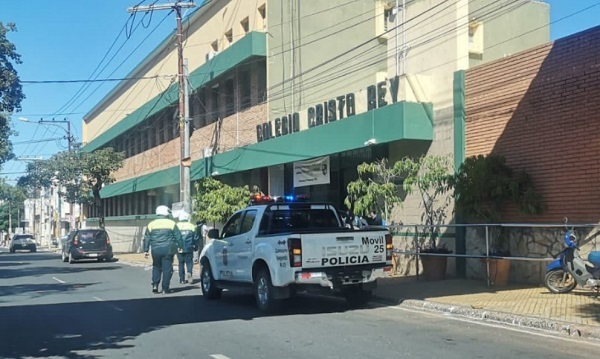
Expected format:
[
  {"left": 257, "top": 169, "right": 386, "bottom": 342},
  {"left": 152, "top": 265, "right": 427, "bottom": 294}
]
[{"left": 207, "top": 228, "right": 219, "bottom": 239}]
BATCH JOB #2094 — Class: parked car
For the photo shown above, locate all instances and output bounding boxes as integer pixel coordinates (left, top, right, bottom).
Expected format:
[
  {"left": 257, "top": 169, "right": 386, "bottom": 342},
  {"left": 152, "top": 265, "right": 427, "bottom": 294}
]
[
  {"left": 9, "top": 234, "right": 37, "bottom": 253},
  {"left": 61, "top": 229, "right": 113, "bottom": 263}
]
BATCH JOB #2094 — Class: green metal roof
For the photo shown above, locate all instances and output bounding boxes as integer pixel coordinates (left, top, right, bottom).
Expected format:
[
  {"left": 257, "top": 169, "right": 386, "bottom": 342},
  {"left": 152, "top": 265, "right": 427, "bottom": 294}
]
[
  {"left": 83, "top": 31, "right": 267, "bottom": 153},
  {"left": 100, "top": 101, "right": 433, "bottom": 198}
]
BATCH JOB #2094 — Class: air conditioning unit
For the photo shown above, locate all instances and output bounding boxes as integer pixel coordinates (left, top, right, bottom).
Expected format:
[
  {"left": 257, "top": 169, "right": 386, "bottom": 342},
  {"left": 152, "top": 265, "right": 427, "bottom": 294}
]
[{"left": 206, "top": 50, "right": 218, "bottom": 61}]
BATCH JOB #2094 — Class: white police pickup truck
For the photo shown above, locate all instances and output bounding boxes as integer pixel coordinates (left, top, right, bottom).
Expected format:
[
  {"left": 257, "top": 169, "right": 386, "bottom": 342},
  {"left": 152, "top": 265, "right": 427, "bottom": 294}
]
[{"left": 199, "top": 196, "right": 393, "bottom": 312}]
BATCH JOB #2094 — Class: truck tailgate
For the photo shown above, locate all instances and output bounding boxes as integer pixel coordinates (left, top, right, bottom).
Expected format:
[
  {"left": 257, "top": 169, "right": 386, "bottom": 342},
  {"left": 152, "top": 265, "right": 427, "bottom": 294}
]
[{"left": 299, "top": 231, "right": 388, "bottom": 268}]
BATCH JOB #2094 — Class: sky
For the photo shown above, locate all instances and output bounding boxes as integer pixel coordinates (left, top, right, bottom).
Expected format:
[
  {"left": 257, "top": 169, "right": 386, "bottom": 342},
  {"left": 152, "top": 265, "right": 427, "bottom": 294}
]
[{"left": 1, "top": 0, "right": 599, "bottom": 185}]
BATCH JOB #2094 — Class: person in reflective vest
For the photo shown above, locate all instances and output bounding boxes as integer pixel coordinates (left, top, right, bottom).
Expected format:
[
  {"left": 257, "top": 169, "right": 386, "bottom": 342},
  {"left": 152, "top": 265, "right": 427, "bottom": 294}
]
[
  {"left": 176, "top": 211, "right": 199, "bottom": 284},
  {"left": 144, "top": 205, "right": 183, "bottom": 294}
]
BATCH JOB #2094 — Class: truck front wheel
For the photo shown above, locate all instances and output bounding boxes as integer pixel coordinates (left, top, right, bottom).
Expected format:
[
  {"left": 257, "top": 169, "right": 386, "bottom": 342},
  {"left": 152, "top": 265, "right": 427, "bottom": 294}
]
[
  {"left": 200, "top": 261, "right": 222, "bottom": 300},
  {"left": 254, "top": 268, "right": 282, "bottom": 313},
  {"left": 343, "top": 286, "right": 373, "bottom": 308}
]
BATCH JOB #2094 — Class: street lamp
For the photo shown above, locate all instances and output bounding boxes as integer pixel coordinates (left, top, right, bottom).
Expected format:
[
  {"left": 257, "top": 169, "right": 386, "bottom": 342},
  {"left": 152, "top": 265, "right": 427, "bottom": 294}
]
[{"left": 19, "top": 117, "right": 73, "bottom": 151}]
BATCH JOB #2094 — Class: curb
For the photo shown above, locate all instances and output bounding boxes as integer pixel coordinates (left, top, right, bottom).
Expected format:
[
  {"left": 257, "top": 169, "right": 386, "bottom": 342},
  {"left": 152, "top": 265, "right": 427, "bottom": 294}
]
[{"left": 374, "top": 296, "right": 600, "bottom": 341}]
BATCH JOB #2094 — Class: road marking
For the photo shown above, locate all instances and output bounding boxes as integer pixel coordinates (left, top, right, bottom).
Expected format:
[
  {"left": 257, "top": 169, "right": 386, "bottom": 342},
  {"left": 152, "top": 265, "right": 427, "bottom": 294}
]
[
  {"left": 210, "top": 355, "right": 232, "bottom": 359},
  {"left": 52, "top": 277, "right": 66, "bottom": 284},
  {"left": 93, "top": 296, "right": 124, "bottom": 312}
]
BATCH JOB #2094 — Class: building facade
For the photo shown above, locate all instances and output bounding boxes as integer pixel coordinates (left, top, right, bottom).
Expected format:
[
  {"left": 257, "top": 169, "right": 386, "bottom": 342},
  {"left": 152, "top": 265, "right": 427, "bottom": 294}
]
[{"left": 81, "top": 0, "right": 549, "bottom": 252}]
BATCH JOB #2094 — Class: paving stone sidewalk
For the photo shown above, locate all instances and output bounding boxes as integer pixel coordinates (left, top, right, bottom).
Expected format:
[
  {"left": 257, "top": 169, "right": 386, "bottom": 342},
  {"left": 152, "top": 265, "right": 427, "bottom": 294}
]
[{"left": 115, "top": 252, "right": 600, "bottom": 339}]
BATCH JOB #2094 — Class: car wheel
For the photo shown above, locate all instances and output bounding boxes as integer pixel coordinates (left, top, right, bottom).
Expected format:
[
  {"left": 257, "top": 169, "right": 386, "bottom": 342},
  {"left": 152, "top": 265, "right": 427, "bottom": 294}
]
[
  {"left": 254, "top": 268, "right": 281, "bottom": 313},
  {"left": 200, "top": 261, "right": 222, "bottom": 300},
  {"left": 31, "top": 247, "right": 36, "bottom": 253},
  {"left": 61, "top": 251, "right": 68, "bottom": 262},
  {"left": 97, "top": 258, "right": 104, "bottom": 262},
  {"left": 69, "top": 252, "right": 76, "bottom": 264},
  {"left": 9, "top": 247, "right": 14, "bottom": 253}
]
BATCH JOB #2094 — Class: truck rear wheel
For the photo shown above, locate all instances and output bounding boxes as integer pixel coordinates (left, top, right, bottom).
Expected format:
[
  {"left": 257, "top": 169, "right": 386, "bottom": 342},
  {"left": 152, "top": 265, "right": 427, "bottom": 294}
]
[
  {"left": 343, "top": 286, "right": 373, "bottom": 308},
  {"left": 255, "top": 268, "right": 282, "bottom": 313},
  {"left": 200, "top": 261, "right": 222, "bottom": 300}
]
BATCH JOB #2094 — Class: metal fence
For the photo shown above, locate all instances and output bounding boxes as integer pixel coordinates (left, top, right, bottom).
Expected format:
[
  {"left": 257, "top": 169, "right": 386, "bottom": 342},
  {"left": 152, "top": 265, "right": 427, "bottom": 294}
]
[{"left": 387, "top": 222, "right": 600, "bottom": 286}]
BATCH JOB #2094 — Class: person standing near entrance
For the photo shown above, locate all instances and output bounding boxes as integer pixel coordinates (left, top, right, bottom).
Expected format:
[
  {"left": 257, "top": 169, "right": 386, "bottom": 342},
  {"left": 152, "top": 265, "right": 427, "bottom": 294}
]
[
  {"left": 176, "top": 211, "right": 198, "bottom": 284},
  {"left": 144, "top": 205, "right": 183, "bottom": 294}
]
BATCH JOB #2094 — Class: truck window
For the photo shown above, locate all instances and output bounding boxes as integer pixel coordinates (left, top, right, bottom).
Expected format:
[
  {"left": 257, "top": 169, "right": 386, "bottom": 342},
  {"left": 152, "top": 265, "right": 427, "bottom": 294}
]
[
  {"left": 240, "top": 210, "right": 257, "bottom": 234},
  {"left": 222, "top": 212, "right": 243, "bottom": 238},
  {"left": 260, "top": 207, "right": 340, "bottom": 234}
]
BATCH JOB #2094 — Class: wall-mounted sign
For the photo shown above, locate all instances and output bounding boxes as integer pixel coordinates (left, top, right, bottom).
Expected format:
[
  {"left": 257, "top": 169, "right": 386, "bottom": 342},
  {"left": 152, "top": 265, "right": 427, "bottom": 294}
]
[
  {"left": 293, "top": 156, "right": 330, "bottom": 188},
  {"left": 257, "top": 75, "right": 401, "bottom": 142}
]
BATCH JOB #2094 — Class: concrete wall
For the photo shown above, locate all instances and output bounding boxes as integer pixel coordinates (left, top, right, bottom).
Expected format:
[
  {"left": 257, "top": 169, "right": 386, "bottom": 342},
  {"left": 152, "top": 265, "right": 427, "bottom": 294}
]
[{"left": 267, "top": 0, "right": 386, "bottom": 118}]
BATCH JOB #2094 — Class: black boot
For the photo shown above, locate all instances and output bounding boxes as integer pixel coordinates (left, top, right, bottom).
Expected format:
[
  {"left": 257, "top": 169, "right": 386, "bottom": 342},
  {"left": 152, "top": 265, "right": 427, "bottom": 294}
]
[{"left": 152, "top": 284, "right": 159, "bottom": 293}]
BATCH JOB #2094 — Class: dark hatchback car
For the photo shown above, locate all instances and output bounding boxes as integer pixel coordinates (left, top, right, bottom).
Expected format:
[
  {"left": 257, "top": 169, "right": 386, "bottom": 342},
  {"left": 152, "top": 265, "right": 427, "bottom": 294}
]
[{"left": 62, "top": 229, "right": 113, "bottom": 263}]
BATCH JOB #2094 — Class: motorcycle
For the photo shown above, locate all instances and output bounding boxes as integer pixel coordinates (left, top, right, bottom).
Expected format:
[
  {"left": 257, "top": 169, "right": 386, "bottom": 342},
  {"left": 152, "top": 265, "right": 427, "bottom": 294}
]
[{"left": 544, "top": 218, "right": 600, "bottom": 293}]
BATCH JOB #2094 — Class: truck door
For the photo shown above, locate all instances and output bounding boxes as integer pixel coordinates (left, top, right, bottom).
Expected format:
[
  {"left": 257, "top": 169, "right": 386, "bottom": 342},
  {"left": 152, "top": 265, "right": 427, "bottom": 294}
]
[
  {"left": 234, "top": 209, "right": 257, "bottom": 282},
  {"left": 215, "top": 211, "right": 244, "bottom": 281}
]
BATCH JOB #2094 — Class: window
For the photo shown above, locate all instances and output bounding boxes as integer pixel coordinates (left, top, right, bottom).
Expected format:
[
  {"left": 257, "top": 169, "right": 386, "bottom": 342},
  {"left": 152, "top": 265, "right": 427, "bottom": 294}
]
[
  {"left": 225, "top": 77, "right": 235, "bottom": 116},
  {"left": 225, "top": 29, "right": 233, "bottom": 47},
  {"left": 257, "top": 4, "right": 266, "bottom": 29},
  {"left": 148, "top": 126, "right": 155, "bottom": 149},
  {"left": 257, "top": 64, "right": 267, "bottom": 102},
  {"left": 211, "top": 84, "right": 220, "bottom": 122},
  {"left": 222, "top": 212, "right": 243, "bottom": 238},
  {"left": 211, "top": 40, "right": 219, "bottom": 52},
  {"left": 240, "top": 17, "right": 249, "bottom": 34},
  {"left": 239, "top": 70, "right": 251, "bottom": 109},
  {"left": 240, "top": 210, "right": 257, "bottom": 234},
  {"left": 469, "top": 21, "right": 484, "bottom": 56}
]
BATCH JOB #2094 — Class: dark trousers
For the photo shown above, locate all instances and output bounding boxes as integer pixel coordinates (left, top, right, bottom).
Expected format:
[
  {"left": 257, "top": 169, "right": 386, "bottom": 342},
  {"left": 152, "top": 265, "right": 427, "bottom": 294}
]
[
  {"left": 151, "top": 252, "right": 174, "bottom": 290},
  {"left": 177, "top": 252, "right": 193, "bottom": 281}
]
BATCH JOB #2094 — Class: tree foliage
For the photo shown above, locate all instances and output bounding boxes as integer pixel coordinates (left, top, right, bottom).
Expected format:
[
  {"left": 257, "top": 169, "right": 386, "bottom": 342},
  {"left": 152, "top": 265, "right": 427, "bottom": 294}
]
[
  {"left": 345, "top": 156, "right": 454, "bottom": 252},
  {"left": 19, "top": 148, "right": 125, "bottom": 227},
  {"left": 0, "top": 180, "right": 26, "bottom": 232},
  {"left": 192, "top": 177, "right": 251, "bottom": 224},
  {"left": 399, "top": 155, "right": 454, "bottom": 252},
  {"left": 344, "top": 158, "right": 404, "bottom": 224},
  {"left": 0, "top": 22, "right": 25, "bottom": 166},
  {"left": 452, "top": 154, "right": 545, "bottom": 223}
]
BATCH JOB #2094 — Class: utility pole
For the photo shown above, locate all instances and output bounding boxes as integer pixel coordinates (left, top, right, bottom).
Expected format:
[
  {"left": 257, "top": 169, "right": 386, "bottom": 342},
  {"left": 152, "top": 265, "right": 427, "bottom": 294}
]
[{"left": 128, "top": 1, "right": 195, "bottom": 215}]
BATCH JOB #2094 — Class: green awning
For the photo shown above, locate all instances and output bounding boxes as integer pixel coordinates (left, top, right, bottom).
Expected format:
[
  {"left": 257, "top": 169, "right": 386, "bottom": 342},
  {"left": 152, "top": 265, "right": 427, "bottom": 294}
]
[
  {"left": 83, "top": 31, "right": 267, "bottom": 153},
  {"left": 100, "top": 101, "right": 433, "bottom": 198}
]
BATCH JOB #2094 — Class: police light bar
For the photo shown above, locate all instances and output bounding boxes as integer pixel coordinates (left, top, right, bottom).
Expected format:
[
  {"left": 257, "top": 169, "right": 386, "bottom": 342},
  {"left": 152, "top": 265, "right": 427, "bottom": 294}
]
[{"left": 249, "top": 194, "right": 310, "bottom": 205}]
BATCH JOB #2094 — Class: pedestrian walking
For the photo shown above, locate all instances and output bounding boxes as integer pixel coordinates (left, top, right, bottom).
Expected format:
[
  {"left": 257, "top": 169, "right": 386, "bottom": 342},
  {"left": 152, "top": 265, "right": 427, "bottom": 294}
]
[
  {"left": 176, "top": 211, "right": 199, "bottom": 284},
  {"left": 143, "top": 205, "right": 183, "bottom": 294}
]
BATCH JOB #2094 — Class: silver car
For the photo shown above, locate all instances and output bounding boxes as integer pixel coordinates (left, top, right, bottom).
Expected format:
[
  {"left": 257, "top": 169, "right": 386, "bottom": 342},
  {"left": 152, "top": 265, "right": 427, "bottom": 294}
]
[{"left": 9, "top": 234, "right": 37, "bottom": 253}]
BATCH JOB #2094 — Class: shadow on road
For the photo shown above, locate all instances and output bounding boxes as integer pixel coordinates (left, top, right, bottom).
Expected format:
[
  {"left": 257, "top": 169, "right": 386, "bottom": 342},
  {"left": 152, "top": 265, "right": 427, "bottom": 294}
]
[
  {"left": 0, "top": 262, "right": 29, "bottom": 267},
  {"left": 0, "top": 282, "right": 99, "bottom": 300},
  {"left": 0, "top": 265, "right": 121, "bottom": 280},
  {"left": 0, "top": 290, "right": 351, "bottom": 358}
]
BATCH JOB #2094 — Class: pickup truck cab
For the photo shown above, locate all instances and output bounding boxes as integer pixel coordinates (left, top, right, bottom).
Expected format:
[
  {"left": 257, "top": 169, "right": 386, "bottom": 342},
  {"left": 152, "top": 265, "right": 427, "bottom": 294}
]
[{"left": 199, "top": 197, "right": 392, "bottom": 312}]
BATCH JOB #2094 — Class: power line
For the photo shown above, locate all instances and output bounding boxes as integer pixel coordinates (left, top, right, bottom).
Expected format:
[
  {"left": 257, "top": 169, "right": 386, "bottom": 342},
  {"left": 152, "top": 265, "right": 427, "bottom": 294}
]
[{"left": 22, "top": 75, "right": 166, "bottom": 84}]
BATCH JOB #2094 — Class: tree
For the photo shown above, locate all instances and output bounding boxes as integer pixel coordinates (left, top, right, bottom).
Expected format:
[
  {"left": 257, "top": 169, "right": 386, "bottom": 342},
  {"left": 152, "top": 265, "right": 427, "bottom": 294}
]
[
  {"left": 0, "top": 22, "right": 25, "bottom": 166},
  {"left": 399, "top": 155, "right": 454, "bottom": 252},
  {"left": 0, "top": 180, "right": 26, "bottom": 233},
  {"left": 344, "top": 158, "right": 405, "bottom": 225},
  {"left": 19, "top": 148, "right": 124, "bottom": 228},
  {"left": 192, "top": 177, "right": 251, "bottom": 224}
]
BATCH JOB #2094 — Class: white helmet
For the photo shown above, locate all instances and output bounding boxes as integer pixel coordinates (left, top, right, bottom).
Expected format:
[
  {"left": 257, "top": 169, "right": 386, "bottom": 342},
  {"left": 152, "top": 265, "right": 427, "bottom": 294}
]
[
  {"left": 155, "top": 205, "right": 171, "bottom": 216},
  {"left": 179, "top": 211, "right": 190, "bottom": 221}
]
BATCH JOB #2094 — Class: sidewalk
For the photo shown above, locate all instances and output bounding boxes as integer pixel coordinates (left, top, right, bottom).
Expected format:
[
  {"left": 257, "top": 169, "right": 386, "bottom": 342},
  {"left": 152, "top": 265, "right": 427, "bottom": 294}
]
[{"left": 115, "top": 252, "right": 600, "bottom": 339}]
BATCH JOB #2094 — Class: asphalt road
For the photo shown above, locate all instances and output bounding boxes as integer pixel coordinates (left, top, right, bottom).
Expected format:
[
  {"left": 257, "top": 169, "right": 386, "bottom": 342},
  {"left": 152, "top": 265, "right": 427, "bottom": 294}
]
[{"left": 0, "top": 248, "right": 598, "bottom": 359}]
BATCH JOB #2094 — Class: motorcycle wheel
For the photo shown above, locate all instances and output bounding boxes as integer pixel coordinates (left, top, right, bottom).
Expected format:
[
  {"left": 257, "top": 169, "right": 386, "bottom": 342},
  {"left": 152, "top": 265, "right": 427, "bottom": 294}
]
[{"left": 545, "top": 268, "right": 576, "bottom": 293}]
